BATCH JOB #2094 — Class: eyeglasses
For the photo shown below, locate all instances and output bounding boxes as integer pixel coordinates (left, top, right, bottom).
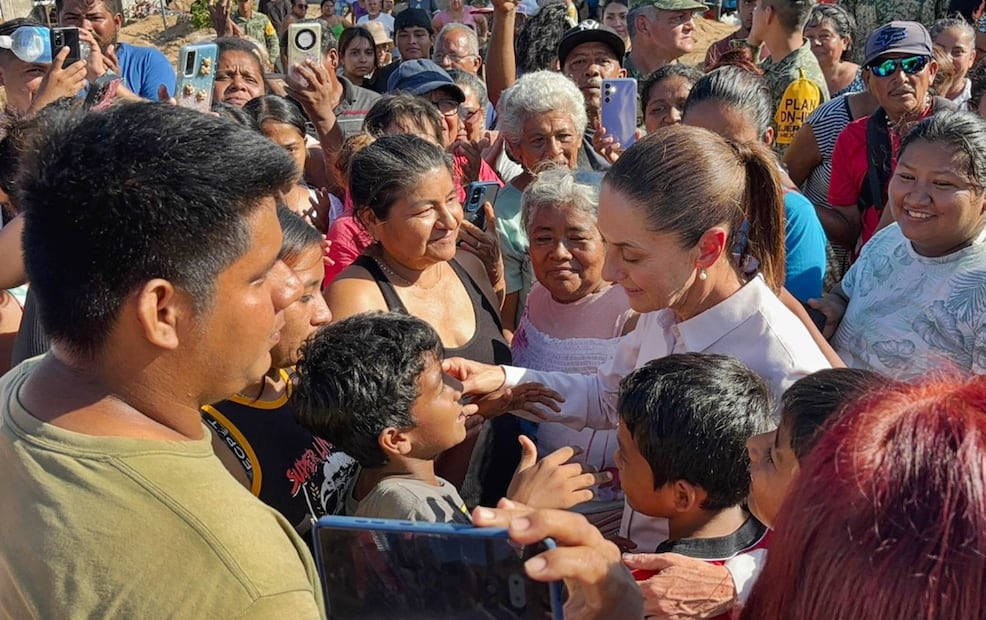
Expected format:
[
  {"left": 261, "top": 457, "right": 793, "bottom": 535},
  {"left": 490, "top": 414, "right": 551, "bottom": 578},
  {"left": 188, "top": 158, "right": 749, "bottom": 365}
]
[
  {"left": 432, "top": 98, "right": 460, "bottom": 116},
  {"left": 458, "top": 106, "right": 482, "bottom": 121},
  {"left": 867, "top": 55, "right": 930, "bottom": 77},
  {"left": 432, "top": 52, "right": 476, "bottom": 64}
]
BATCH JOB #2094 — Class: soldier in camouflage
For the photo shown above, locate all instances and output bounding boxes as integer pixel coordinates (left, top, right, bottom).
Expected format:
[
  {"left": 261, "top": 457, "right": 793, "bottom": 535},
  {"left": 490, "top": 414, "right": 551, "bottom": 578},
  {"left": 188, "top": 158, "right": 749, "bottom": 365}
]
[
  {"left": 233, "top": 0, "right": 280, "bottom": 68},
  {"left": 839, "top": 0, "right": 949, "bottom": 64},
  {"left": 749, "top": 0, "right": 828, "bottom": 153}
]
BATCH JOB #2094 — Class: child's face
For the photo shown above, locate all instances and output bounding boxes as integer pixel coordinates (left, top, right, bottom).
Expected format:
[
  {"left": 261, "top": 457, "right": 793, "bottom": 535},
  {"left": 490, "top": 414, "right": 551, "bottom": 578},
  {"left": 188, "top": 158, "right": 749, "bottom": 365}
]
[
  {"left": 405, "top": 354, "right": 471, "bottom": 458},
  {"left": 614, "top": 422, "right": 675, "bottom": 518},
  {"left": 746, "top": 418, "right": 799, "bottom": 528}
]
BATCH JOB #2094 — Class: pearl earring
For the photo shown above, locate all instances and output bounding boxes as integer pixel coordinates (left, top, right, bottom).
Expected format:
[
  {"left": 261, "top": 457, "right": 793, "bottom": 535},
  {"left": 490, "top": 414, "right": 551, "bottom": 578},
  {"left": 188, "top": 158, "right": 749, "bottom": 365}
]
[{"left": 698, "top": 268, "right": 708, "bottom": 281}]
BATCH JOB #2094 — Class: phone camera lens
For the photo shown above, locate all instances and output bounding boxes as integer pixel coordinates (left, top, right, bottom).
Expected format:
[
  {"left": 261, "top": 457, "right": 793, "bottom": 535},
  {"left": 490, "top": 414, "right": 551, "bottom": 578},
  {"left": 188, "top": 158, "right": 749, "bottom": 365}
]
[{"left": 604, "top": 97, "right": 610, "bottom": 103}]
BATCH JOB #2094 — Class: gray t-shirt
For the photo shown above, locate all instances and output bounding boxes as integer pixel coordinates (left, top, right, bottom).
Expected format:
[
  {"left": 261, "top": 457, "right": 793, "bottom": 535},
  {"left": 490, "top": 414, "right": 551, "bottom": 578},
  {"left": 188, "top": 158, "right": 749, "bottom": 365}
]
[{"left": 346, "top": 473, "right": 472, "bottom": 524}]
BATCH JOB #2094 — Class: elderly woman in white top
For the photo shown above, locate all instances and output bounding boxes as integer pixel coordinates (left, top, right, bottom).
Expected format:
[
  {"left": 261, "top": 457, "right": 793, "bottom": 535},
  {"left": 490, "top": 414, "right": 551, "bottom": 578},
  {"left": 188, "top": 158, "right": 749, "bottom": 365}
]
[
  {"left": 449, "top": 126, "right": 831, "bottom": 556},
  {"left": 511, "top": 166, "right": 630, "bottom": 534},
  {"left": 812, "top": 111, "right": 986, "bottom": 379}
]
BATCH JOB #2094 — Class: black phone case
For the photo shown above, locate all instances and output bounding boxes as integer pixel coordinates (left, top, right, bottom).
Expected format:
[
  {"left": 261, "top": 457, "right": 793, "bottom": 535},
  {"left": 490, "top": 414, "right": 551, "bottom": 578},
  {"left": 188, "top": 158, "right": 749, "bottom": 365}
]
[{"left": 50, "top": 27, "right": 82, "bottom": 66}]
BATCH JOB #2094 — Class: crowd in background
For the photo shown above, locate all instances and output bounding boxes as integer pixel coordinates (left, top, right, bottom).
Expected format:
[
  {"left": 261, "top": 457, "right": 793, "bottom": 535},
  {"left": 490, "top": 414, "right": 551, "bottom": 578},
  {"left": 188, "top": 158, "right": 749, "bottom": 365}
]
[{"left": 0, "top": 0, "right": 984, "bottom": 617}]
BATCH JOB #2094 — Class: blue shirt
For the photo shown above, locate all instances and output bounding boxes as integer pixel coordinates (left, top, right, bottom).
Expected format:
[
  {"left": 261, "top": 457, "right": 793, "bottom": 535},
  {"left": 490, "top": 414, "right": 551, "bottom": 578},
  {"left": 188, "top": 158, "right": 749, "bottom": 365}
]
[
  {"left": 116, "top": 42, "right": 176, "bottom": 99},
  {"left": 783, "top": 188, "right": 827, "bottom": 302}
]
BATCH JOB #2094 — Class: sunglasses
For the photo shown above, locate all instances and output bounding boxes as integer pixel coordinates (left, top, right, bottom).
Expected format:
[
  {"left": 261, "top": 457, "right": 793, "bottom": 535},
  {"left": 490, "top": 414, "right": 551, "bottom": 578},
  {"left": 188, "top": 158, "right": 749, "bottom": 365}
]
[{"left": 867, "top": 55, "right": 930, "bottom": 77}]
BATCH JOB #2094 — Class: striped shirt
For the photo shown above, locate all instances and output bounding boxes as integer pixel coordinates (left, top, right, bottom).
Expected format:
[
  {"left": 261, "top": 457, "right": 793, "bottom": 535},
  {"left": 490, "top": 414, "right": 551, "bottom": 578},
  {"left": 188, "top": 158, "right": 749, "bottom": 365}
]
[{"left": 800, "top": 94, "right": 852, "bottom": 211}]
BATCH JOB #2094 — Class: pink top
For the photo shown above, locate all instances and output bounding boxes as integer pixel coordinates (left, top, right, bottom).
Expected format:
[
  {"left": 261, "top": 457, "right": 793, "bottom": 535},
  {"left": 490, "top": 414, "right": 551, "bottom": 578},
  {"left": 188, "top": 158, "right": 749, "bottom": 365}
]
[{"left": 432, "top": 9, "right": 476, "bottom": 29}]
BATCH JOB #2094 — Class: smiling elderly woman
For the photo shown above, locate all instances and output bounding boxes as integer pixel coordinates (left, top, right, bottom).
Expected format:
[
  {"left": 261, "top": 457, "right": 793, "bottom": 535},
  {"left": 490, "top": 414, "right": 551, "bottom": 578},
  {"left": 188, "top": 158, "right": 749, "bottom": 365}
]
[
  {"left": 511, "top": 166, "right": 631, "bottom": 534},
  {"left": 493, "top": 70, "right": 588, "bottom": 333}
]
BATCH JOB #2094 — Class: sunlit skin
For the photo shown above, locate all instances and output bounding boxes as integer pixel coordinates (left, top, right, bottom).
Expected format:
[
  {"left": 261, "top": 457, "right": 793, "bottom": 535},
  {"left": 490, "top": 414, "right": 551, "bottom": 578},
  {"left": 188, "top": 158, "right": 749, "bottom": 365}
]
[
  {"left": 0, "top": 57, "right": 48, "bottom": 115},
  {"left": 602, "top": 1, "right": 629, "bottom": 46},
  {"left": 888, "top": 140, "right": 986, "bottom": 258},
  {"left": 746, "top": 420, "right": 799, "bottom": 528},
  {"left": 456, "top": 83, "right": 485, "bottom": 143},
  {"left": 403, "top": 354, "right": 471, "bottom": 459},
  {"left": 58, "top": 0, "right": 121, "bottom": 51},
  {"left": 433, "top": 29, "right": 479, "bottom": 73},
  {"left": 364, "top": 165, "right": 463, "bottom": 272},
  {"left": 562, "top": 41, "right": 626, "bottom": 120},
  {"left": 342, "top": 35, "right": 374, "bottom": 82},
  {"left": 862, "top": 52, "right": 937, "bottom": 123},
  {"left": 934, "top": 27, "right": 975, "bottom": 99},
  {"left": 269, "top": 245, "right": 332, "bottom": 368},
  {"left": 511, "top": 111, "right": 581, "bottom": 173},
  {"left": 398, "top": 25, "right": 433, "bottom": 60},
  {"left": 213, "top": 50, "right": 266, "bottom": 107},
  {"left": 527, "top": 204, "right": 608, "bottom": 304},
  {"left": 643, "top": 75, "right": 694, "bottom": 133}
]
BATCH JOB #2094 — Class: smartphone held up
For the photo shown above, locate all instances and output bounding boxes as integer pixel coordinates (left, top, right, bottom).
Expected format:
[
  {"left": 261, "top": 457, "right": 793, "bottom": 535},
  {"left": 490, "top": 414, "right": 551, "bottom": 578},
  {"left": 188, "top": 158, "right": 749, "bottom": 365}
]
[
  {"left": 314, "top": 516, "right": 564, "bottom": 620},
  {"left": 600, "top": 78, "right": 637, "bottom": 149},
  {"left": 175, "top": 42, "right": 219, "bottom": 112}
]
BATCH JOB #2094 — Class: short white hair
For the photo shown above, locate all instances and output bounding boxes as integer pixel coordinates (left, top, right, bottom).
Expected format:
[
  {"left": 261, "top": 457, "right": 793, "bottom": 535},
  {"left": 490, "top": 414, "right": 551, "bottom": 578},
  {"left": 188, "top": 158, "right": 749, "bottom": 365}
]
[
  {"left": 435, "top": 22, "right": 480, "bottom": 56},
  {"left": 521, "top": 165, "right": 603, "bottom": 234},
  {"left": 497, "top": 70, "right": 588, "bottom": 147}
]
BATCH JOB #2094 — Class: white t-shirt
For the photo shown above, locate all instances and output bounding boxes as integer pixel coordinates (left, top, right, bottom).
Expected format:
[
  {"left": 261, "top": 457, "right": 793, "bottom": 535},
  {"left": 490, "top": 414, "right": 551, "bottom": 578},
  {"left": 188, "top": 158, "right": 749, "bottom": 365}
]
[
  {"left": 356, "top": 13, "right": 395, "bottom": 37},
  {"left": 833, "top": 224, "right": 986, "bottom": 379}
]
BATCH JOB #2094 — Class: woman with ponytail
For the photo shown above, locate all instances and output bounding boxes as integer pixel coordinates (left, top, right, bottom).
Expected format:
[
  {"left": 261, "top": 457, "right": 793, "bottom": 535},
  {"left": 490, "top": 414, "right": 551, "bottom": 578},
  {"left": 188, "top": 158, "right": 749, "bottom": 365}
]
[
  {"left": 447, "top": 125, "right": 832, "bottom": 562},
  {"left": 681, "top": 65, "right": 828, "bottom": 304}
]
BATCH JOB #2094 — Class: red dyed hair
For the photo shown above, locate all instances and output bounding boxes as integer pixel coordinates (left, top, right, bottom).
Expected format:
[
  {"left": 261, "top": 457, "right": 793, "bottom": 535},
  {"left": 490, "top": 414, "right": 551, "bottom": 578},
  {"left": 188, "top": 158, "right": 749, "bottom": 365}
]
[{"left": 742, "top": 375, "right": 986, "bottom": 620}]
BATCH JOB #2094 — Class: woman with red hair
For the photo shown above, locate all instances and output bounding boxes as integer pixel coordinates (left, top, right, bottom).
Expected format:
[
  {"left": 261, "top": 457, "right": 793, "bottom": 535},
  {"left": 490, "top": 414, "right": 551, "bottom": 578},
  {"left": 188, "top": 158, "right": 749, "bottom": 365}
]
[{"left": 742, "top": 375, "right": 986, "bottom": 619}]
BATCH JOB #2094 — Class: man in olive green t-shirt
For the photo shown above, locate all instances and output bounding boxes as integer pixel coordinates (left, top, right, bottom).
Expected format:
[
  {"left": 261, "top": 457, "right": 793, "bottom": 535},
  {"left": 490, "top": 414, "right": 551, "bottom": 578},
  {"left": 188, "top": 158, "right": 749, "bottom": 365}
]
[{"left": 0, "top": 104, "right": 324, "bottom": 618}]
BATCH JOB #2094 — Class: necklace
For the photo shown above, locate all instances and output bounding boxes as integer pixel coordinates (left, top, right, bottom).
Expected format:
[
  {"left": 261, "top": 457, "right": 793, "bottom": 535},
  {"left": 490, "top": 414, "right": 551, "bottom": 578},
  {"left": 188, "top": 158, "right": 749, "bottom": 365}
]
[{"left": 373, "top": 255, "right": 444, "bottom": 290}]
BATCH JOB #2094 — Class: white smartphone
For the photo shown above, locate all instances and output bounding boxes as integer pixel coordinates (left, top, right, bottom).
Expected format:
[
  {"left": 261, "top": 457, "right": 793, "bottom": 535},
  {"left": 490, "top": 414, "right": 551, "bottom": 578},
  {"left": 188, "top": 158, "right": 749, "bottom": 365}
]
[{"left": 287, "top": 22, "right": 322, "bottom": 82}]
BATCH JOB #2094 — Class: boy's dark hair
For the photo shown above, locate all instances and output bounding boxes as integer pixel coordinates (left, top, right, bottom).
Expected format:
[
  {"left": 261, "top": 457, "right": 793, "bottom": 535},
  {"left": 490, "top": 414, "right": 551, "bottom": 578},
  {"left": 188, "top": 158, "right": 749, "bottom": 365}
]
[
  {"left": 276, "top": 205, "right": 322, "bottom": 265},
  {"left": 618, "top": 353, "right": 772, "bottom": 511},
  {"left": 781, "top": 368, "right": 885, "bottom": 460},
  {"left": 18, "top": 103, "right": 296, "bottom": 358},
  {"left": 363, "top": 92, "right": 445, "bottom": 145},
  {"left": 292, "top": 312, "right": 444, "bottom": 468},
  {"left": 764, "top": 0, "right": 813, "bottom": 31},
  {"left": 54, "top": 0, "right": 123, "bottom": 17}
]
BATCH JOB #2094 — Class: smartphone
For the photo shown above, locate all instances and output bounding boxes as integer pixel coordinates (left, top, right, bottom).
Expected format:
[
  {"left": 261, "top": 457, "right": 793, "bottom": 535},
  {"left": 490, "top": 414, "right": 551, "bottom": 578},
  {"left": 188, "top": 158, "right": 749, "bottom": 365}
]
[
  {"left": 464, "top": 181, "right": 500, "bottom": 231},
  {"left": 49, "top": 26, "right": 82, "bottom": 66},
  {"left": 313, "top": 516, "right": 564, "bottom": 620},
  {"left": 600, "top": 78, "right": 638, "bottom": 149},
  {"left": 175, "top": 42, "right": 219, "bottom": 113},
  {"left": 288, "top": 22, "right": 322, "bottom": 82}
]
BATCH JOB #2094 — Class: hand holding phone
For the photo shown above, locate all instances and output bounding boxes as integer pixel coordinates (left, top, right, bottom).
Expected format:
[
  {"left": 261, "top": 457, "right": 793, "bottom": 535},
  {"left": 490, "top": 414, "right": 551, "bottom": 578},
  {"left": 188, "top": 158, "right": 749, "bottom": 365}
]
[
  {"left": 473, "top": 502, "right": 645, "bottom": 620},
  {"left": 49, "top": 27, "right": 83, "bottom": 66},
  {"left": 464, "top": 181, "right": 500, "bottom": 231},
  {"left": 314, "top": 516, "right": 564, "bottom": 619},
  {"left": 287, "top": 22, "right": 323, "bottom": 85},
  {"left": 600, "top": 78, "right": 638, "bottom": 150},
  {"left": 175, "top": 42, "right": 219, "bottom": 112}
]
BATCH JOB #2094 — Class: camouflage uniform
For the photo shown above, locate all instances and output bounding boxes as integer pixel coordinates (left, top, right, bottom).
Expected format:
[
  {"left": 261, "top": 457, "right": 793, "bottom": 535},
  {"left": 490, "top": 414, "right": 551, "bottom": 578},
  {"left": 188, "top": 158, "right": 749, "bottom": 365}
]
[
  {"left": 839, "top": 0, "right": 949, "bottom": 63},
  {"left": 762, "top": 43, "right": 829, "bottom": 154},
  {"left": 233, "top": 10, "right": 280, "bottom": 66}
]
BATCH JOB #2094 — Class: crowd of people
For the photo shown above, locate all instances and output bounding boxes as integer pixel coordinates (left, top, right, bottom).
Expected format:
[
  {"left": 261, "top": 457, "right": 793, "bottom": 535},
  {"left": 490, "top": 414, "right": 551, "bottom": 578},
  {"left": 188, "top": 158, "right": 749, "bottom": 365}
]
[{"left": 0, "top": 0, "right": 984, "bottom": 617}]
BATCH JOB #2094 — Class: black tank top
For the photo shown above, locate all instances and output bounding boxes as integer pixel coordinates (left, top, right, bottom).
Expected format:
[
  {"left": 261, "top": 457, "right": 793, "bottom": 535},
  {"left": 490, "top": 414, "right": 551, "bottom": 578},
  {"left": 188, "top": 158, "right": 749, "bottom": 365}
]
[
  {"left": 202, "top": 370, "right": 358, "bottom": 533},
  {"left": 354, "top": 255, "right": 512, "bottom": 366}
]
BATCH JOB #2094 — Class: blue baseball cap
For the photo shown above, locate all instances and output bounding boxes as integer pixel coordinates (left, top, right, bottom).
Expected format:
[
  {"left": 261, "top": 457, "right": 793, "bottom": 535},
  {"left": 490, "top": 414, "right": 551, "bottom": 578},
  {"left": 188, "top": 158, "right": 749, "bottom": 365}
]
[{"left": 387, "top": 59, "right": 465, "bottom": 101}]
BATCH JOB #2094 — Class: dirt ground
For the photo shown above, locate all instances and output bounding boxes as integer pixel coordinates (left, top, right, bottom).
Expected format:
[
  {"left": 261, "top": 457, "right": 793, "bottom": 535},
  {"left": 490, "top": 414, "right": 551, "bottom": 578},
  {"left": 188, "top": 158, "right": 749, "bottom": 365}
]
[{"left": 118, "top": 11, "right": 739, "bottom": 67}]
